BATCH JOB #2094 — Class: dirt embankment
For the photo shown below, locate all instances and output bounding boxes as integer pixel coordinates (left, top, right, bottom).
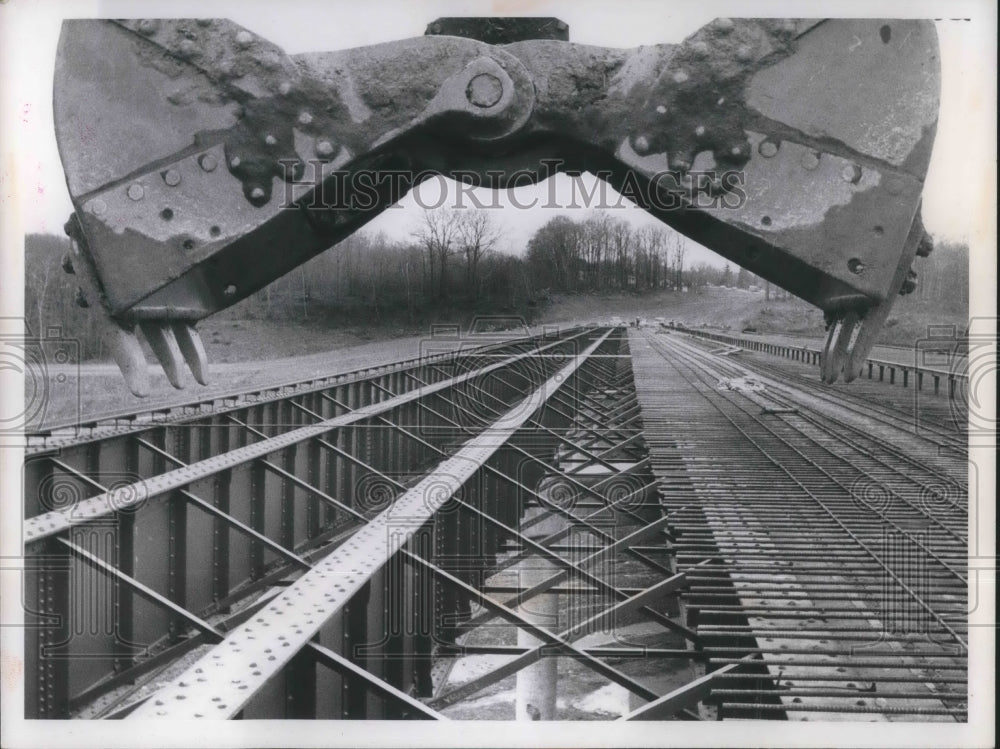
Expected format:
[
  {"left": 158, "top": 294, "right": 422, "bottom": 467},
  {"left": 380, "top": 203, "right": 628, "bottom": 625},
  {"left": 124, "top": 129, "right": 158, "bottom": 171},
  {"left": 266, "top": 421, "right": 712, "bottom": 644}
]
[{"left": 537, "top": 287, "right": 966, "bottom": 347}]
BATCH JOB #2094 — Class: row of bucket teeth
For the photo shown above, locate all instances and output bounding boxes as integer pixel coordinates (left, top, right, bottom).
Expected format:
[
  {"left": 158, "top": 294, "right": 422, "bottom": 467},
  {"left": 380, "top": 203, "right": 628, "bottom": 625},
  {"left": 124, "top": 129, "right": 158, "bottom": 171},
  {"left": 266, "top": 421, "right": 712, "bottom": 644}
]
[{"left": 63, "top": 236, "right": 208, "bottom": 397}]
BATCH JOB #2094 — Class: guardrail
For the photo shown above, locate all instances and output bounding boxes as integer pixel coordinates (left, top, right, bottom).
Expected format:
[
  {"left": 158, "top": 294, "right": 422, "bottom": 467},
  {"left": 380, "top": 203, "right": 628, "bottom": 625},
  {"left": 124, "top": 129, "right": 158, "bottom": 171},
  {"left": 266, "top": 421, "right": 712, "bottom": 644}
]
[{"left": 669, "top": 326, "right": 967, "bottom": 400}]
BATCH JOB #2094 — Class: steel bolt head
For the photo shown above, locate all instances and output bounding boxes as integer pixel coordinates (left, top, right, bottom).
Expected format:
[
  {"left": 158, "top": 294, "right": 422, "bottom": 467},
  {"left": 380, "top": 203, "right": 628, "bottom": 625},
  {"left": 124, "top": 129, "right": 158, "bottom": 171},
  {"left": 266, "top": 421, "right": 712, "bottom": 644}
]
[
  {"left": 163, "top": 169, "right": 182, "bottom": 187},
  {"left": 264, "top": 134, "right": 277, "bottom": 146},
  {"left": 235, "top": 30, "right": 254, "bottom": 49},
  {"left": 89, "top": 198, "right": 108, "bottom": 216},
  {"left": 715, "top": 17, "right": 735, "bottom": 33},
  {"left": 842, "top": 163, "right": 862, "bottom": 184},
  {"left": 632, "top": 135, "right": 651, "bottom": 154},
  {"left": 655, "top": 104, "right": 667, "bottom": 114},
  {"left": 689, "top": 41, "right": 709, "bottom": 57},
  {"left": 298, "top": 111, "right": 314, "bottom": 125},
  {"left": 137, "top": 19, "right": 159, "bottom": 36},
  {"left": 199, "top": 153, "right": 218, "bottom": 172},
  {"left": 315, "top": 140, "right": 335, "bottom": 157},
  {"left": 800, "top": 151, "right": 820, "bottom": 170},
  {"left": 694, "top": 125, "right": 706, "bottom": 137},
  {"left": 466, "top": 73, "right": 504, "bottom": 108},
  {"left": 672, "top": 70, "right": 690, "bottom": 84},
  {"left": 759, "top": 141, "right": 778, "bottom": 158},
  {"left": 127, "top": 183, "right": 145, "bottom": 201},
  {"left": 250, "top": 187, "right": 266, "bottom": 200},
  {"left": 229, "top": 156, "right": 241, "bottom": 168}
]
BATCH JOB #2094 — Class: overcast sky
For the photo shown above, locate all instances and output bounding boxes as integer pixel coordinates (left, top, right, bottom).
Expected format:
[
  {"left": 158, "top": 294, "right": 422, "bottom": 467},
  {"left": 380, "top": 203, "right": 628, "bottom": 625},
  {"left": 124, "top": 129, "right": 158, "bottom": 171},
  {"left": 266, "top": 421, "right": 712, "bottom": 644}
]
[{"left": 3, "top": 0, "right": 995, "bottom": 267}]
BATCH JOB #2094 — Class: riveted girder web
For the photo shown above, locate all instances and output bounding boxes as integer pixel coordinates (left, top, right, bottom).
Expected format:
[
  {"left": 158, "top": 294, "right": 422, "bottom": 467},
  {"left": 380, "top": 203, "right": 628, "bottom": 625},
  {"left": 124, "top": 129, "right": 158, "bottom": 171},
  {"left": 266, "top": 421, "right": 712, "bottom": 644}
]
[{"left": 27, "top": 327, "right": 748, "bottom": 722}]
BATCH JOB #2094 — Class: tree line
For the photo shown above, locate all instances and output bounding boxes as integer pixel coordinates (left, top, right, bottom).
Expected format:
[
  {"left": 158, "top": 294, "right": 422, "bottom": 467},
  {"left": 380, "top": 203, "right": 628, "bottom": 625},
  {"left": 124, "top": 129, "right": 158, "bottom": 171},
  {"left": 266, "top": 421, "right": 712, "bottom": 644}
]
[
  {"left": 526, "top": 212, "right": 779, "bottom": 295},
  {"left": 23, "top": 211, "right": 971, "bottom": 360}
]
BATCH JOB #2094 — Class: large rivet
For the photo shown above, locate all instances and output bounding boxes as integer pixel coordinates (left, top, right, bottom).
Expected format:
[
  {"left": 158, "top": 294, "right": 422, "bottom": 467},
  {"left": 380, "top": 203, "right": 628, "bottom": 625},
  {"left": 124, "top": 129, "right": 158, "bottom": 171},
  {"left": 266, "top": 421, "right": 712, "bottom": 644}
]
[
  {"left": 736, "top": 45, "right": 754, "bottom": 61},
  {"left": 800, "top": 151, "right": 820, "bottom": 170},
  {"left": 137, "top": 19, "right": 159, "bottom": 36},
  {"left": 279, "top": 81, "right": 292, "bottom": 95},
  {"left": 163, "top": 169, "right": 181, "bottom": 187},
  {"left": 199, "top": 154, "right": 218, "bottom": 172},
  {"left": 250, "top": 187, "right": 266, "bottom": 200},
  {"left": 632, "top": 135, "right": 651, "bottom": 154},
  {"left": 466, "top": 73, "right": 504, "bottom": 108},
  {"left": 230, "top": 156, "right": 241, "bottom": 168},
  {"left": 842, "top": 163, "right": 862, "bottom": 184},
  {"left": 655, "top": 104, "right": 667, "bottom": 114},
  {"left": 689, "top": 41, "right": 709, "bottom": 57},
  {"left": 264, "top": 134, "right": 277, "bottom": 146},
  {"left": 298, "top": 111, "right": 314, "bottom": 125},
  {"left": 715, "top": 18, "right": 735, "bottom": 33},
  {"left": 90, "top": 198, "right": 108, "bottom": 216},
  {"left": 127, "top": 183, "right": 145, "bottom": 201},
  {"left": 672, "top": 70, "right": 689, "bottom": 84},
  {"left": 694, "top": 125, "right": 706, "bottom": 137},
  {"left": 177, "top": 39, "right": 197, "bottom": 59},
  {"left": 315, "top": 140, "right": 335, "bottom": 157},
  {"left": 235, "top": 30, "right": 254, "bottom": 48},
  {"left": 759, "top": 141, "right": 778, "bottom": 158}
]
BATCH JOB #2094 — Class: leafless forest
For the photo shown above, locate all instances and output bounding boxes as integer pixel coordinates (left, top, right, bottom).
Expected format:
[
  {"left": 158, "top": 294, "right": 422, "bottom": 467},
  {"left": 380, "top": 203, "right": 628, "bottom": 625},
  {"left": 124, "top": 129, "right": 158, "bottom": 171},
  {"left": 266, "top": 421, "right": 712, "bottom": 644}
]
[{"left": 25, "top": 209, "right": 969, "bottom": 360}]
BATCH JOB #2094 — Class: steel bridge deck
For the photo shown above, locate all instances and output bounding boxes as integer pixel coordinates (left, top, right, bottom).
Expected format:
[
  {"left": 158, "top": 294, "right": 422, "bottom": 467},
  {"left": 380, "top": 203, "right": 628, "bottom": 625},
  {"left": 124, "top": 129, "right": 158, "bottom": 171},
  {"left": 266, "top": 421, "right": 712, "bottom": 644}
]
[{"left": 19, "top": 324, "right": 971, "bottom": 722}]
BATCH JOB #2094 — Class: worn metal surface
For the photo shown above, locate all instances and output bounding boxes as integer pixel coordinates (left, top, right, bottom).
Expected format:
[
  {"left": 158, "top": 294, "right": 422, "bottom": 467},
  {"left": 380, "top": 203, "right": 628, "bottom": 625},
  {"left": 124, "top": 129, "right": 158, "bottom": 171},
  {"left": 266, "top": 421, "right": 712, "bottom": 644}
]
[{"left": 53, "top": 17, "right": 940, "bottom": 391}]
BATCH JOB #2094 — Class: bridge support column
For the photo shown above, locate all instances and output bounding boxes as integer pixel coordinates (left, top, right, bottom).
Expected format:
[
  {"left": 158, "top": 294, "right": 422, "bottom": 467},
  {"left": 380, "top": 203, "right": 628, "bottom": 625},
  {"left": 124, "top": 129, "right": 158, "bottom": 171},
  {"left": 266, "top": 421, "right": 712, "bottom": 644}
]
[{"left": 515, "top": 507, "right": 565, "bottom": 720}]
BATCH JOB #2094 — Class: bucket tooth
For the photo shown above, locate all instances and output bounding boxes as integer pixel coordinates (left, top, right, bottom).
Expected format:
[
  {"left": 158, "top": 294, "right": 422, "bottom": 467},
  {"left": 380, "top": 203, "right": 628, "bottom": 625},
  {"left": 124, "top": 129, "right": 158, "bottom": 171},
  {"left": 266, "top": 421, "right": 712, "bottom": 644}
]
[
  {"left": 820, "top": 320, "right": 843, "bottom": 384},
  {"left": 172, "top": 323, "right": 209, "bottom": 385},
  {"left": 106, "top": 326, "right": 150, "bottom": 397},
  {"left": 821, "top": 312, "right": 860, "bottom": 385},
  {"left": 140, "top": 323, "right": 185, "bottom": 389}
]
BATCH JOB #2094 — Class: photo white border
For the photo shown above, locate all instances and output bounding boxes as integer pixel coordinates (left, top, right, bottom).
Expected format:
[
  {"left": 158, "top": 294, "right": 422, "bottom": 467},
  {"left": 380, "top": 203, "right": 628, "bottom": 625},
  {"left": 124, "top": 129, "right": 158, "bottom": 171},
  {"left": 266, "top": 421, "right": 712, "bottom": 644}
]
[{"left": 1, "top": 1, "right": 994, "bottom": 747}]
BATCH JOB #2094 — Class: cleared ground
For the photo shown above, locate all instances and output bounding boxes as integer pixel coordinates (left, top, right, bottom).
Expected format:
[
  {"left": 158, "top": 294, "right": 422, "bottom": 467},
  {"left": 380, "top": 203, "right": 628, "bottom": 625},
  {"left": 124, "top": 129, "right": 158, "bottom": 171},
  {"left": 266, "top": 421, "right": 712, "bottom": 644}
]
[{"left": 28, "top": 287, "right": 966, "bottom": 428}]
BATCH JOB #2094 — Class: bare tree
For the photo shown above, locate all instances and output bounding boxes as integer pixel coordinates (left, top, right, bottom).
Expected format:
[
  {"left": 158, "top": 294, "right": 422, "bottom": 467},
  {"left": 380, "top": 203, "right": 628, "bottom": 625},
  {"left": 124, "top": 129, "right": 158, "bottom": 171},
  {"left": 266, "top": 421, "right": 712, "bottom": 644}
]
[
  {"left": 455, "top": 210, "right": 500, "bottom": 296},
  {"left": 413, "top": 208, "right": 460, "bottom": 300}
]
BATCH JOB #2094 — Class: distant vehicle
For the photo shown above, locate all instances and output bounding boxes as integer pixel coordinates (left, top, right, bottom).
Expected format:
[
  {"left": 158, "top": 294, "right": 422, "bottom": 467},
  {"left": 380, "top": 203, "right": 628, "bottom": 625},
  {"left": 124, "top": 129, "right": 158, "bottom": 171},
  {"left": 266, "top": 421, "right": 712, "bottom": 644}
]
[{"left": 742, "top": 326, "right": 759, "bottom": 333}]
